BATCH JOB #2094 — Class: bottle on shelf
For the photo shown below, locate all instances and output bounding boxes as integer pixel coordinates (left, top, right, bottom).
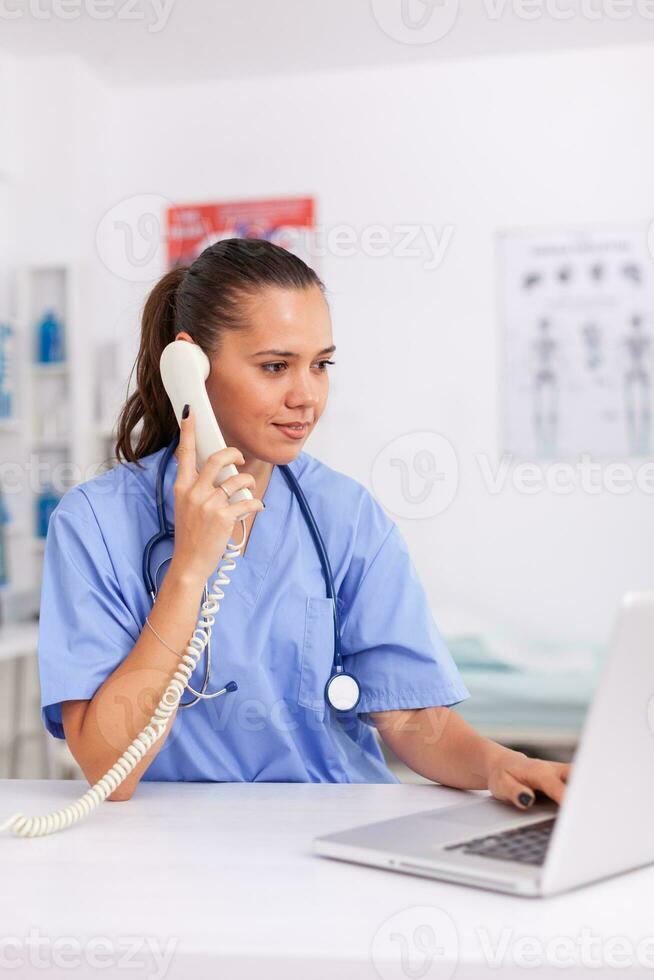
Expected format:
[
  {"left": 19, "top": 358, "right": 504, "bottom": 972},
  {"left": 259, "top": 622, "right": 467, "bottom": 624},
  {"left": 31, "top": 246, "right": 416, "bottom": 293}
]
[
  {"left": 0, "top": 487, "right": 10, "bottom": 586},
  {"left": 36, "top": 308, "right": 65, "bottom": 364},
  {"left": 0, "top": 322, "right": 15, "bottom": 419},
  {"left": 36, "top": 484, "right": 61, "bottom": 538}
]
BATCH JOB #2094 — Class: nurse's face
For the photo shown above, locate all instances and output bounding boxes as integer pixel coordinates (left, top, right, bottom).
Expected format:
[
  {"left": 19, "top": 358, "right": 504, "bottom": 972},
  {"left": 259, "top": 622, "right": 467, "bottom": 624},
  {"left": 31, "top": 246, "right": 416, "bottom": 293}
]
[{"left": 176, "top": 284, "right": 333, "bottom": 465}]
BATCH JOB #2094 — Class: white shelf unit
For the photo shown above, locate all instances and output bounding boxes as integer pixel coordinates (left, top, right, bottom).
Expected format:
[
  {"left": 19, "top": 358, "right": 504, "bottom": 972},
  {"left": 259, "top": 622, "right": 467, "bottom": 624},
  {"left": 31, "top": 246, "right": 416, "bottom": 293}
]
[
  {"left": 0, "top": 262, "right": 94, "bottom": 779},
  {"left": 0, "top": 264, "right": 93, "bottom": 609}
]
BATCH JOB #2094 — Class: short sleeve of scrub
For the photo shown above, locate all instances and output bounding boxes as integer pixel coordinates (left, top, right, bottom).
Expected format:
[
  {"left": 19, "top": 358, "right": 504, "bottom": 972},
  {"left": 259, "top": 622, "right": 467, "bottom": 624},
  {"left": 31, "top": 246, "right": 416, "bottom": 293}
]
[
  {"left": 38, "top": 488, "right": 141, "bottom": 739},
  {"left": 338, "top": 498, "right": 471, "bottom": 725}
]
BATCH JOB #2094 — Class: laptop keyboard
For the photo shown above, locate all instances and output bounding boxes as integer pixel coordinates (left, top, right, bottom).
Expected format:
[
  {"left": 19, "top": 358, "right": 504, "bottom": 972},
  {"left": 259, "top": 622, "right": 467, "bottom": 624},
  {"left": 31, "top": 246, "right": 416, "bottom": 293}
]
[{"left": 443, "top": 817, "right": 557, "bottom": 866}]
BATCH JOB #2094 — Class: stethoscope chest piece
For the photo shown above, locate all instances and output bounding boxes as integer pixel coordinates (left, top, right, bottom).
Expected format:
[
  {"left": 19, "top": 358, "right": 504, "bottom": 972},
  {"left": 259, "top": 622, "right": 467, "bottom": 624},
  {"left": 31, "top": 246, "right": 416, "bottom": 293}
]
[{"left": 325, "top": 671, "right": 361, "bottom": 713}]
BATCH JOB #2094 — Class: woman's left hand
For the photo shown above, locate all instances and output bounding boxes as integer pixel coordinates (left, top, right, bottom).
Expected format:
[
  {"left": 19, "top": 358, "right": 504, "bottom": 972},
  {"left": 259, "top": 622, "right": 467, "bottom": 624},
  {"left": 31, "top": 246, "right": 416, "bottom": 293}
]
[{"left": 486, "top": 747, "right": 572, "bottom": 810}]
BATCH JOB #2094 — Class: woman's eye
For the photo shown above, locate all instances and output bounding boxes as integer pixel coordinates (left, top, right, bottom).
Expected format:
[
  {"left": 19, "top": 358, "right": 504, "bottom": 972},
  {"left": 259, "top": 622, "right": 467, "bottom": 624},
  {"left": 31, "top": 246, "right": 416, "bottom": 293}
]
[{"left": 262, "top": 360, "right": 335, "bottom": 375}]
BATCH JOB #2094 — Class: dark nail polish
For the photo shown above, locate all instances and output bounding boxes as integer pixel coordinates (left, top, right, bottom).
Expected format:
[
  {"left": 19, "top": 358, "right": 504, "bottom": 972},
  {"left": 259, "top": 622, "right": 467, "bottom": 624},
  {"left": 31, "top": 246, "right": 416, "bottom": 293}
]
[
  {"left": 262, "top": 503, "right": 266, "bottom": 509},
  {"left": 182, "top": 404, "right": 190, "bottom": 419},
  {"left": 518, "top": 792, "right": 534, "bottom": 807}
]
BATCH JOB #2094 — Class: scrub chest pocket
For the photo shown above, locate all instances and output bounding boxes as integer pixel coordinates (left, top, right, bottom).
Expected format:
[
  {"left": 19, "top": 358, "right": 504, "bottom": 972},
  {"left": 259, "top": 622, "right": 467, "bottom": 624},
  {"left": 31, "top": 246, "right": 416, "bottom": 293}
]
[{"left": 299, "top": 596, "right": 338, "bottom": 721}]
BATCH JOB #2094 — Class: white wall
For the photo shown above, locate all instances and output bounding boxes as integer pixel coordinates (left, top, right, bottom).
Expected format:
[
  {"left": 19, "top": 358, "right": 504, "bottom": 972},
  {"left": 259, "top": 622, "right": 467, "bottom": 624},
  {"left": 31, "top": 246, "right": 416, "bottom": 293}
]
[
  {"left": 4, "top": 55, "right": 115, "bottom": 470},
  {"left": 0, "top": 52, "right": 18, "bottom": 317},
  {"left": 11, "top": 43, "right": 654, "bottom": 650}
]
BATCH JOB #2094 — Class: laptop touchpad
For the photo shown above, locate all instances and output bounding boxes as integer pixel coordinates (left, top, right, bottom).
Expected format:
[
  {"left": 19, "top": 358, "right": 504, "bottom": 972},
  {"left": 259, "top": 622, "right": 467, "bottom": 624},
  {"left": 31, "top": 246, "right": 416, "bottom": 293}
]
[{"left": 418, "top": 798, "right": 557, "bottom": 842}]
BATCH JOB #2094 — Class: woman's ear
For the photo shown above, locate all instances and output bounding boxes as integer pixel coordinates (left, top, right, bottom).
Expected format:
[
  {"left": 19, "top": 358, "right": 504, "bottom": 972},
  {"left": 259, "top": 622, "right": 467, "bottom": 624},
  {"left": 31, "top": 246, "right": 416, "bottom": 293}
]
[{"left": 174, "top": 331, "right": 195, "bottom": 344}]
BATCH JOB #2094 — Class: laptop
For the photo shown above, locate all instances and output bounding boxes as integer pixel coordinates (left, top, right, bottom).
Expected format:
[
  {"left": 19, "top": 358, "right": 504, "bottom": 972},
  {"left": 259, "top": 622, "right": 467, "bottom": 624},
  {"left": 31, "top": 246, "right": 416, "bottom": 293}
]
[{"left": 314, "top": 590, "right": 654, "bottom": 897}]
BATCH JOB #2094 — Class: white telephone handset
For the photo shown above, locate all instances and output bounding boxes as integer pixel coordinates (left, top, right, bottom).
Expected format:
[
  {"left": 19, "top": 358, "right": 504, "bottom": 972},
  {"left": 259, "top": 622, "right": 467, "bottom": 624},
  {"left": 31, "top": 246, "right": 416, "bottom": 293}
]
[
  {"left": 159, "top": 340, "right": 252, "bottom": 504},
  {"left": 1, "top": 342, "right": 248, "bottom": 838}
]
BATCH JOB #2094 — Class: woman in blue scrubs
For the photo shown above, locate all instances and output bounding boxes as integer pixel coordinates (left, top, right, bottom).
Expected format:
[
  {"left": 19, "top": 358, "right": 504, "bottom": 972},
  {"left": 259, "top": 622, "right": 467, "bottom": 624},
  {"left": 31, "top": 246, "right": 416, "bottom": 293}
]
[{"left": 38, "top": 238, "right": 570, "bottom": 808}]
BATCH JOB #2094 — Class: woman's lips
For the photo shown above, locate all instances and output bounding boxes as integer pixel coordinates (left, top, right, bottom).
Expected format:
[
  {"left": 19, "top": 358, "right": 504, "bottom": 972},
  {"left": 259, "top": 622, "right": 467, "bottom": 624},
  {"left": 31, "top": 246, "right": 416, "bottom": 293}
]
[{"left": 273, "top": 423, "right": 309, "bottom": 440}]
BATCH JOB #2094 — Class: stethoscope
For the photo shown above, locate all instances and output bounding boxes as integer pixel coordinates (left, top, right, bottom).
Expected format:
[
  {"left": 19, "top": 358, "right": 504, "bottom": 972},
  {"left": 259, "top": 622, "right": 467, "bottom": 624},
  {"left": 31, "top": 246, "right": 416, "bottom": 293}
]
[{"left": 142, "top": 433, "right": 362, "bottom": 713}]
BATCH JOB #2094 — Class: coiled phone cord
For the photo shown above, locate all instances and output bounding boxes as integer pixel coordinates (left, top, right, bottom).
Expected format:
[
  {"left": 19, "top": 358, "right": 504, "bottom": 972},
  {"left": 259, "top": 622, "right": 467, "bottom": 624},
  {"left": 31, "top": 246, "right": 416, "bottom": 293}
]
[{"left": 0, "top": 519, "right": 247, "bottom": 838}]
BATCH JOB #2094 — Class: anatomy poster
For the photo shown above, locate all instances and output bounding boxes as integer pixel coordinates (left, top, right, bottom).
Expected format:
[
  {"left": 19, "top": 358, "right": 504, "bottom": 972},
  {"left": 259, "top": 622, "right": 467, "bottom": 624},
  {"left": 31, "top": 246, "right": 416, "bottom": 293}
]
[
  {"left": 166, "top": 196, "right": 317, "bottom": 270},
  {"left": 500, "top": 226, "right": 654, "bottom": 457}
]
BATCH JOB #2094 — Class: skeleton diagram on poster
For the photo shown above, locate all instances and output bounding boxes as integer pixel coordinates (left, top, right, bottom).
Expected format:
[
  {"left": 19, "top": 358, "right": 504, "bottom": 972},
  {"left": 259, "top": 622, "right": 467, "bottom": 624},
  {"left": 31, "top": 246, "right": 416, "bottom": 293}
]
[{"left": 500, "top": 227, "right": 653, "bottom": 457}]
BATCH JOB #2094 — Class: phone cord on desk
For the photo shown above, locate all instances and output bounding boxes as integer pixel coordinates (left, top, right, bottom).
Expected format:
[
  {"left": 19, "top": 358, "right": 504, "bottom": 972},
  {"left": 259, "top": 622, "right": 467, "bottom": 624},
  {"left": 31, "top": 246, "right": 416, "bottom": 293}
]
[{"left": 0, "top": 519, "right": 247, "bottom": 838}]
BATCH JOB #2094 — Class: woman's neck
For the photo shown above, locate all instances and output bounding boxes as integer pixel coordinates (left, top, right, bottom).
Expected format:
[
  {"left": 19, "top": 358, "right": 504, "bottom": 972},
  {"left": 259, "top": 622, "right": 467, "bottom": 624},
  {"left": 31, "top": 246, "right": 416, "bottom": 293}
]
[{"left": 173, "top": 447, "right": 274, "bottom": 499}]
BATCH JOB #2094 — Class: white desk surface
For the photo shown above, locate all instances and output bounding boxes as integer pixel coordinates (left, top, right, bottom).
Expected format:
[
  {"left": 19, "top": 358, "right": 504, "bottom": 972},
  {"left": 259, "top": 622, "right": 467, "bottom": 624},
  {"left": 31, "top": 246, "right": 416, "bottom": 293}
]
[{"left": 0, "top": 780, "right": 651, "bottom": 979}]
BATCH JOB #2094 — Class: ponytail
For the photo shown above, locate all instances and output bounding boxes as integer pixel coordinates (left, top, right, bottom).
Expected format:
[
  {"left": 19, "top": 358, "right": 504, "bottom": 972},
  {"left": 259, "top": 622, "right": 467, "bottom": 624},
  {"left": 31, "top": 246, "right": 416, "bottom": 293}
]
[{"left": 114, "top": 267, "right": 187, "bottom": 467}]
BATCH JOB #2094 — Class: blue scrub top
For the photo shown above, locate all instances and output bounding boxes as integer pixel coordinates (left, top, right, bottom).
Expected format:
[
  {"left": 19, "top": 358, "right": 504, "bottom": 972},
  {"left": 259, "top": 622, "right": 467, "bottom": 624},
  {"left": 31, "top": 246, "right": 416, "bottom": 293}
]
[{"left": 38, "top": 446, "right": 470, "bottom": 784}]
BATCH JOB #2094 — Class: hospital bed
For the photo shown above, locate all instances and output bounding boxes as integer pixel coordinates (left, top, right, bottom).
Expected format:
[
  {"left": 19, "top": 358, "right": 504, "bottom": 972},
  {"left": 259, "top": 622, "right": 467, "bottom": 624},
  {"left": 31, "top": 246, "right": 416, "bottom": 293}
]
[{"left": 444, "top": 630, "right": 605, "bottom": 757}]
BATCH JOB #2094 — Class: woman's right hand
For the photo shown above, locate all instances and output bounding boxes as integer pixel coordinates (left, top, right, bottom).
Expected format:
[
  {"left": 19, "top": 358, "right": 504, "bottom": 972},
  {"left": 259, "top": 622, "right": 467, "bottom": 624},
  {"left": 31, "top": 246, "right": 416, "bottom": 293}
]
[{"left": 171, "top": 405, "right": 265, "bottom": 585}]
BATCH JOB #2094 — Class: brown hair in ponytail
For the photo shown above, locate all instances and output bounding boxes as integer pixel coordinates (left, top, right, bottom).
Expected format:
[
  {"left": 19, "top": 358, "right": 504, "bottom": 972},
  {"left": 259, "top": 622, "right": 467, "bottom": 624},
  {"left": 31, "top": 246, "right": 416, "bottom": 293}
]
[{"left": 114, "top": 238, "right": 326, "bottom": 468}]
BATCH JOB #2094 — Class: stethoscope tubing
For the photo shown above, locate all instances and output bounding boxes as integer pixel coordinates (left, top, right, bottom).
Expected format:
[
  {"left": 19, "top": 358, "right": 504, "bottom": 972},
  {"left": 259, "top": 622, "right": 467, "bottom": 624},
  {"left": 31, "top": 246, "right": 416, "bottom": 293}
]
[{"left": 143, "top": 435, "right": 347, "bottom": 686}]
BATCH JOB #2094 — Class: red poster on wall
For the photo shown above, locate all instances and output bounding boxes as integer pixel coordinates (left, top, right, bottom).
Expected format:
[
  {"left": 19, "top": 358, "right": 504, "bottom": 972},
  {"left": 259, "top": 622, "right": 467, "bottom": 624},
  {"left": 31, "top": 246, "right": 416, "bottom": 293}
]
[{"left": 166, "top": 196, "right": 316, "bottom": 270}]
